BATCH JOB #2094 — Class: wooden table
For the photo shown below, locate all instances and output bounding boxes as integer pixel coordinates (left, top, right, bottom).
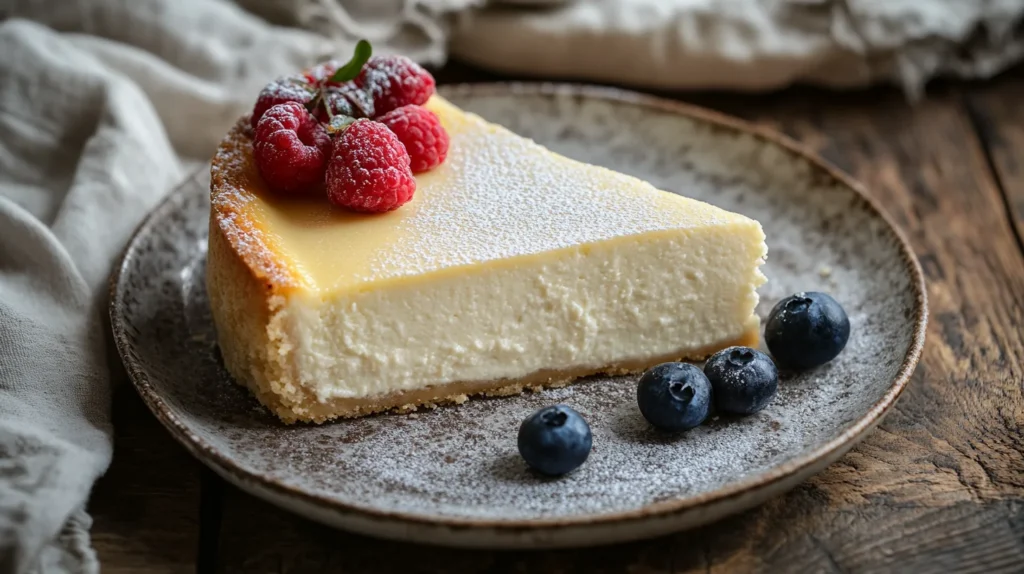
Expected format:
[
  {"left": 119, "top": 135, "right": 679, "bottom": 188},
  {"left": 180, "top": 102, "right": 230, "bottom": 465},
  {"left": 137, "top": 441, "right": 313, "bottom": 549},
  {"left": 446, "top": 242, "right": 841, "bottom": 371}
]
[{"left": 89, "top": 62, "right": 1024, "bottom": 573}]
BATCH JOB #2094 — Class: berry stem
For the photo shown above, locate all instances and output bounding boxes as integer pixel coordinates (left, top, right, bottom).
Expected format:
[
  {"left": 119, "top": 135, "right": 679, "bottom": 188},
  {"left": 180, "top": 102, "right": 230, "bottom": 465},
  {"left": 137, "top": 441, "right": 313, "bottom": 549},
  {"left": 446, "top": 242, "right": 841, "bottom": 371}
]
[
  {"left": 323, "top": 94, "right": 334, "bottom": 120},
  {"left": 326, "top": 115, "right": 355, "bottom": 135}
]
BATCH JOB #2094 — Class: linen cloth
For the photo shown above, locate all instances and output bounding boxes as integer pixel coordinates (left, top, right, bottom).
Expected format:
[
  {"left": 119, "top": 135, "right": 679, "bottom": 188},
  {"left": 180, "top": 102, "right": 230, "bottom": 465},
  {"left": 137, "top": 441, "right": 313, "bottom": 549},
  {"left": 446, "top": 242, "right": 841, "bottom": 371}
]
[
  {"left": 0, "top": 2, "right": 457, "bottom": 572},
  {"left": 1, "top": 1, "right": 1022, "bottom": 573},
  {"left": 451, "top": 0, "right": 1024, "bottom": 98}
]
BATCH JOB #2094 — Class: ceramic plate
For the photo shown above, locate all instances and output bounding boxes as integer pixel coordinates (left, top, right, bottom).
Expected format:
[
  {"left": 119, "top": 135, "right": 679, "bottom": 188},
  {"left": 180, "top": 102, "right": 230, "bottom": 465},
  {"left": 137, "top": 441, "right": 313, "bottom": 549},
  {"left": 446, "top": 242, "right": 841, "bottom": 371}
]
[{"left": 110, "top": 84, "right": 927, "bottom": 549}]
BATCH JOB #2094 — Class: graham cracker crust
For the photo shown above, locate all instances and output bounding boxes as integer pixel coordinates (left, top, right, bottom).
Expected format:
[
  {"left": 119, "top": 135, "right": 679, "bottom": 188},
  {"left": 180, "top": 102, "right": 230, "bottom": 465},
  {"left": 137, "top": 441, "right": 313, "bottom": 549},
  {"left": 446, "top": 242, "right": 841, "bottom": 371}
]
[{"left": 249, "top": 329, "right": 759, "bottom": 425}]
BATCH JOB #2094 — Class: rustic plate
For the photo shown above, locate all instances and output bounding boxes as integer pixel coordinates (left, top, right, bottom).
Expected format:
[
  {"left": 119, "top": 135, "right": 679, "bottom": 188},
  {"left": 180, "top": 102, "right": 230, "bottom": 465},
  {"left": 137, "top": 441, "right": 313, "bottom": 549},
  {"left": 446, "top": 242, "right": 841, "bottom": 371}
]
[{"left": 110, "top": 84, "right": 927, "bottom": 549}]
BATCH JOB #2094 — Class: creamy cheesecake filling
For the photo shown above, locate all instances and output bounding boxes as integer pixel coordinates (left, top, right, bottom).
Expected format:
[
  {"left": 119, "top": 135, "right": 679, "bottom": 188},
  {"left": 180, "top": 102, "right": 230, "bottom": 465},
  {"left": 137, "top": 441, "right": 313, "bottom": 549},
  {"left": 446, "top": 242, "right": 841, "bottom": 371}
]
[{"left": 275, "top": 227, "right": 766, "bottom": 401}]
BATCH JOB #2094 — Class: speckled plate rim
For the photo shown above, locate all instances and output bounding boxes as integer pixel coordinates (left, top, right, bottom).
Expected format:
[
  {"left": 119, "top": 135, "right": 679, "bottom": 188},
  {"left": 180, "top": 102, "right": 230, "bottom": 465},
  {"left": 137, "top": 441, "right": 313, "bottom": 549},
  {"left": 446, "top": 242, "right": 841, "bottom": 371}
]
[{"left": 110, "top": 83, "right": 928, "bottom": 539}]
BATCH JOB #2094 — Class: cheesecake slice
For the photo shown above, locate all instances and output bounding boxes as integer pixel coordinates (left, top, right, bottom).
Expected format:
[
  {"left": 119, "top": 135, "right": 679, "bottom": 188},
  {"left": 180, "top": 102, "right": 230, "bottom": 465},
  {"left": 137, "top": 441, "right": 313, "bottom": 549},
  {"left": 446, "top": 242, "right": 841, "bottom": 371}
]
[{"left": 207, "top": 95, "right": 767, "bottom": 424}]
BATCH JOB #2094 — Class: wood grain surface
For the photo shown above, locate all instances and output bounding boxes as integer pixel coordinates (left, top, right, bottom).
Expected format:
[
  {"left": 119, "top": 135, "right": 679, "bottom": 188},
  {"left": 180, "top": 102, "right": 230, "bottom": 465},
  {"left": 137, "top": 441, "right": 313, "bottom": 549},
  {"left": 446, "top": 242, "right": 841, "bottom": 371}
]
[
  {"left": 89, "top": 383, "right": 202, "bottom": 573},
  {"left": 91, "top": 63, "right": 1024, "bottom": 573},
  {"left": 966, "top": 72, "right": 1024, "bottom": 256}
]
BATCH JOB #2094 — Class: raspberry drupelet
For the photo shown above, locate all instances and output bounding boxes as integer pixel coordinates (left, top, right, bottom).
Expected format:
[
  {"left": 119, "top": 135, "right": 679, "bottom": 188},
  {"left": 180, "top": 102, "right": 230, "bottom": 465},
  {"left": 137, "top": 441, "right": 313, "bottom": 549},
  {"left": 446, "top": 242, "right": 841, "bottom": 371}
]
[
  {"left": 326, "top": 119, "right": 416, "bottom": 213},
  {"left": 377, "top": 104, "right": 449, "bottom": 173},
  {"left": 253, "top": 102, "right": 332, "bottom": 194}
]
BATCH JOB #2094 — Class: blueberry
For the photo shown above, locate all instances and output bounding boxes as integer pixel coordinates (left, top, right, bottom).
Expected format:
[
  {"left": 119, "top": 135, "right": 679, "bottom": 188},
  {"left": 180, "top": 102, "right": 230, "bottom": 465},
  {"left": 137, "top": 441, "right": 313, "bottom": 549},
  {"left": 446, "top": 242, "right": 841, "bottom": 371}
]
[
  {"left": 636, "top": 362, "right": 712, "bottom": 431},
  {"left": 765, "top": 292, "right": 851, "bottom": 370},
  {"left": 704, "top": 346, "right": 779, "bottom": 415},
  {"left": 517, "top": 405, "right": 592, "bottom": 476}
]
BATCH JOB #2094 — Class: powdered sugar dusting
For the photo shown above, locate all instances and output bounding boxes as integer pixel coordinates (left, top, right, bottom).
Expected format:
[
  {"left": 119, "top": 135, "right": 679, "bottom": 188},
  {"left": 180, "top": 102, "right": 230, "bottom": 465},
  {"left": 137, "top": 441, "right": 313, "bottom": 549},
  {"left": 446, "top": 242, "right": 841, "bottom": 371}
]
[
  {"left": 371, "top": 97, "right": 743, "bottom": 280},
  {"left": 115, "top": 87, "right": 922, "bottom": 540},
  {"left": 221, "top": 98, "right": 749, "bottom": 293}
]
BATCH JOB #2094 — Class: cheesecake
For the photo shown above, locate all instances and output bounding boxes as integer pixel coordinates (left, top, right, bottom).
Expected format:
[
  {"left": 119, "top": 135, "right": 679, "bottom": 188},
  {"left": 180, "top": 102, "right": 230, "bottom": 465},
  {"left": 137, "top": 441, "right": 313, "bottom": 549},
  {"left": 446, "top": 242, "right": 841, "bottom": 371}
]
[{"left": 207, "top": 95, "right": 768, "bottom": 424}]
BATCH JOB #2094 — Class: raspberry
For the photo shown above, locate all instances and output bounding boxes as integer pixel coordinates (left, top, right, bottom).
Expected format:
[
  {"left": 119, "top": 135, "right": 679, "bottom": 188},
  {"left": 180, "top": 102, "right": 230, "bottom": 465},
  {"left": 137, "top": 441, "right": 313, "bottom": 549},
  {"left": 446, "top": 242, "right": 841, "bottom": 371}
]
[
  {"left": 326, "top": 119, "right": 416, "bottom": 212},
  {"left": 304, "top": 60, "right": 340, "bottom": 83},
  {"left": 356, "top": 55, "right": 435, "bottom": 116},
  {"left": 377, "top": 105, "right": 449, "bottom": 173},
  {"left": 253, "top": 102, "right": 331, "bottom": 194},
  {"left": 313, "top": 82, "right": 375, "bottom": 122},
  {"left": 250, "top": 75, "right": 316, "bottom": 129}
]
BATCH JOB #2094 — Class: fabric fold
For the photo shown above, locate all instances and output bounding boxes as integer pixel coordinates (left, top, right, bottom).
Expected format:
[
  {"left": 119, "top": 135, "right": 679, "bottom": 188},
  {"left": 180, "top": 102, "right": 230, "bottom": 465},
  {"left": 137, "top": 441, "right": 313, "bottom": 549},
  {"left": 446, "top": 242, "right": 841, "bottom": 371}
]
[
  {"left": 0, "top": 0, "right": 453, "bottom": 570},
  {"left": 449, "top": 0, "right": 1024, "bottom": 97}
]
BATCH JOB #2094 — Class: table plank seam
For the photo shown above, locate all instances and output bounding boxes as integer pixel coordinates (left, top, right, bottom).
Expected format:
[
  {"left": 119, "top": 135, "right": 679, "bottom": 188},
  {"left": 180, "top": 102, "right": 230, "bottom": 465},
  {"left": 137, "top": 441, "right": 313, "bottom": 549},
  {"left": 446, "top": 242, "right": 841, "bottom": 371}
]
[{"left": 961, "top": 92, "right": 1024, "bottom": 260}]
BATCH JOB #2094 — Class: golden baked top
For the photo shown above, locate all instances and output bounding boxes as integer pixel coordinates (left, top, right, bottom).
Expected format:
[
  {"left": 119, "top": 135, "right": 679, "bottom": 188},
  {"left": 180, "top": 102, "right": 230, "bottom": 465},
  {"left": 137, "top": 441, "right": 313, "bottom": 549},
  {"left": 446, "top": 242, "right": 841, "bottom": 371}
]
[{"left": 210, "top": 96, "right": 754, "bottom": 295}]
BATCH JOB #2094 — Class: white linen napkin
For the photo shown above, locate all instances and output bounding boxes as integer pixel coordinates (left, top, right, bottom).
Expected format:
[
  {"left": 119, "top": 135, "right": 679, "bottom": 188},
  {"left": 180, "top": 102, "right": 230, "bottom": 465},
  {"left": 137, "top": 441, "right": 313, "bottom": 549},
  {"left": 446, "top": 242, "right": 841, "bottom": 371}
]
[{"left": 451, "top": 0, "right": 1024, "bottom": 98}]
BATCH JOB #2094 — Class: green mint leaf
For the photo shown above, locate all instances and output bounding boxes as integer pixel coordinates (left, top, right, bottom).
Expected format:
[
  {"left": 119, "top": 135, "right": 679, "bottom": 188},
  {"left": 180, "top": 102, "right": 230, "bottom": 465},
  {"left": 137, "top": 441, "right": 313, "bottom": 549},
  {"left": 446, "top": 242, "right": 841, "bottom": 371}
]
[{"left": 328, "top": 39, "right": 372, "bottom": 83}]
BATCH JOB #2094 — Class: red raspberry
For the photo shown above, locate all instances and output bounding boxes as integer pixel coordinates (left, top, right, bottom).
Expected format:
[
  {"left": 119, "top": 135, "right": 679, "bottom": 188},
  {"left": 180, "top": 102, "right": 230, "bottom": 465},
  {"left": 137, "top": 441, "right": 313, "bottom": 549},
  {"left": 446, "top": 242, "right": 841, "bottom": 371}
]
[
  {"left": 250, "top": 75, "right": 316, "bottom": 129},
  {"left": 304, "top": 60, "right": 340, "bottom": 83},
  {"left": 253, "top": 102, "right": 331, "bottom": 194},
  {"left": 313, "top": 81, "right": 375, "bottom": 122},
  {"left": 326, "top": 119, "right": 416, "bottom": 212},
  {"left": 377, "top": 105, "right": 449, "bottom": 173},
  {"left": 356, "top": 55, "right": 435, "bottom": 116}
]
